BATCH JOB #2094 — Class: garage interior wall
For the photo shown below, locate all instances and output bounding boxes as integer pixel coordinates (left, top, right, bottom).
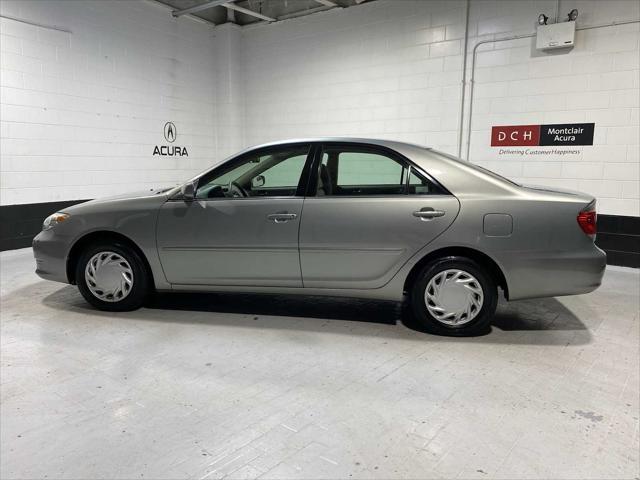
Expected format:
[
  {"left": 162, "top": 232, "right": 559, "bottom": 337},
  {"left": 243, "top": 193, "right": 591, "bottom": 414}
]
[
  {"left": 1, "top": 0, "right": 638, "bottom": 265},
  {"left": 0, "top": 0, "right": 244, "bottom": 249}
]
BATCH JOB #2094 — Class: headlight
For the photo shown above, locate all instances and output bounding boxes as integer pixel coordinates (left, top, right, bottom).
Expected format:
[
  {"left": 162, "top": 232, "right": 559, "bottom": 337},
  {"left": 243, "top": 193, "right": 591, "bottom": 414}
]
[{"left": 43, "top": 212, "right": 70, "bottom": 231}]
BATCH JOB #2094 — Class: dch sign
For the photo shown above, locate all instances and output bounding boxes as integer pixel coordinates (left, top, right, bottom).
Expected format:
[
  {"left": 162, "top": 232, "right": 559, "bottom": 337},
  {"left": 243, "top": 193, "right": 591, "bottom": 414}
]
[{"left": 491, "top": 123, "right": 595, "bottom": 147}]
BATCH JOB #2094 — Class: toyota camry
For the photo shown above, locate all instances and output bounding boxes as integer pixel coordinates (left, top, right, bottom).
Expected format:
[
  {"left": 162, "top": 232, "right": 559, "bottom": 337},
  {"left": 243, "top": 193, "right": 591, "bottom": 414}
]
[{"left": 32, "top": 138, "right": 606, "bottom": 336}]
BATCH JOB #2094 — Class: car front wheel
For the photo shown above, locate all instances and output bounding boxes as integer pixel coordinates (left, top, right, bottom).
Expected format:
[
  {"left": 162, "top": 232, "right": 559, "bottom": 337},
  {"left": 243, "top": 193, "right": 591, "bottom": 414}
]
[
  {"left": 75, "top": 242, "right": 149, "bottom": 311},
  {"left": 409, "top": 256, "right": 497, "bottom": 336}
]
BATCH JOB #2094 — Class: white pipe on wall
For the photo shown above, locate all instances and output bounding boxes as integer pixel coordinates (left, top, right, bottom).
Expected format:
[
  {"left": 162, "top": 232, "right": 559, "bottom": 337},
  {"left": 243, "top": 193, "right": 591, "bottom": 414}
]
[{"left": 456, "top": 0, "right": 471, "bottom": 158}]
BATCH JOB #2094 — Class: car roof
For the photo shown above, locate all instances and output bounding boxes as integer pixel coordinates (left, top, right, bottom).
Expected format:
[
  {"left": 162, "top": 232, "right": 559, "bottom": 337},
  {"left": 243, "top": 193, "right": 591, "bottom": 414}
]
[{"left": 247, "top": 137, "right": 432, "bottom": 152}]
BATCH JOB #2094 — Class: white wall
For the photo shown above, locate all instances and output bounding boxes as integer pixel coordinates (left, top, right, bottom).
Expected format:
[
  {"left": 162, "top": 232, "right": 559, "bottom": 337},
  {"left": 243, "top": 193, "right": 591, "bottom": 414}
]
[
  {"left": 0, "top": 0, "right": 235, "bottom": 205},
  {"left": 241, "top": 0, "right": 640, "bottom": 216},
  {"left": 469, "top": 1, "right": 639, "bottom": 217},
  {"left": 1, "top": 0, "right": 639, "bottom": 216}
]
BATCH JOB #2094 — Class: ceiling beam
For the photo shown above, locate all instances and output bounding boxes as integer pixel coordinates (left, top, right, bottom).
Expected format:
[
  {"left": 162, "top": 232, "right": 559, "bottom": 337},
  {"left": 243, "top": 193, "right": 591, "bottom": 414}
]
[
  {"left": 172, "top": 0, "right": 228, "bottom": 17},
  {"left": 277, "top": 5, "right": 338, "bottom": 21},
  {"left": 226, "top": 6, "right": 236, "bottom": 23},
  {"left": 172, "top": 0, "right": 344, "bottom": 24},
  {"left": 223, "top": 3, "right": 275, "bottom": 22}
]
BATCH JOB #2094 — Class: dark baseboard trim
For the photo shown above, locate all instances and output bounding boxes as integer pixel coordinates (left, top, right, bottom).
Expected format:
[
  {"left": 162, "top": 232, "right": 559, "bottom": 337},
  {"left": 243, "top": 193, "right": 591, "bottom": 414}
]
[
  {"left": 603, "top": 250, "right": 639, "bottom": 268},
  {"left": 596, "top": 214, "right": 639, "bottom": 268},
  {"left": 1, "top": 202, "right": 638, "bottom": 268},
  {"left": 0, "top": 199, "right": 90, "bottom": 251}
]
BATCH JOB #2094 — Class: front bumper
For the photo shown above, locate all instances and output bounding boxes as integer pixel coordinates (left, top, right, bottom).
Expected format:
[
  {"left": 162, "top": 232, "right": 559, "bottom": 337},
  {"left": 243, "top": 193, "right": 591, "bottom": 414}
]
[{"left": 32, "top": 229, "right": 71, "bottom": 284}]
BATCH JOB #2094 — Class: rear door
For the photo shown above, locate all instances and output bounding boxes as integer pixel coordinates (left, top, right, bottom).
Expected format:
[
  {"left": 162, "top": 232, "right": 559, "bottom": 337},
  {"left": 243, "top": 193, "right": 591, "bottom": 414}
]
[{"left": 299, "top": 143, "right": 460, "bottom": 289}]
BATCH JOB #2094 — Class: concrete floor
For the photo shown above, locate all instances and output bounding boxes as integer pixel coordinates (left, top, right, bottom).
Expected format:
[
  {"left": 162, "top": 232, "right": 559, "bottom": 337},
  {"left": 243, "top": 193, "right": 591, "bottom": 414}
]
[{"left": 1, "top": 248, "right": 638, "bottom": 480}]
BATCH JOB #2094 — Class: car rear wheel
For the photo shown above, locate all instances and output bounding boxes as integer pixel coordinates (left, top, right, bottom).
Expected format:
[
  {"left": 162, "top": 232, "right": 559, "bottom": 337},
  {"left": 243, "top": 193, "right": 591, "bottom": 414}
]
[
  {"left": 409, "top": 256, "right": 497, "bottom": 336},
  {"left": 75, "top": 242, "right": 149, "bottom": 311}
]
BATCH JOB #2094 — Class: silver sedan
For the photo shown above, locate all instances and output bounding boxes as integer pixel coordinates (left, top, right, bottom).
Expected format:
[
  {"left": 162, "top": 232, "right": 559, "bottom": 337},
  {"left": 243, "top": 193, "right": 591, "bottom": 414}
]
[{"left": 32, "top": 138, "right": 606, "bottom": 336}]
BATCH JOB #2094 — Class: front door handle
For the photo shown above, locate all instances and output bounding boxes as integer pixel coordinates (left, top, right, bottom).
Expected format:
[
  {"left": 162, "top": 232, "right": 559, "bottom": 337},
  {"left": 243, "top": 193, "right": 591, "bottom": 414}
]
[
  {"left": 413, "top": 208, "right": 445, "bottom": 220},
  {"left": 267, "top": 212, "right": 297, "bottom": 223}
]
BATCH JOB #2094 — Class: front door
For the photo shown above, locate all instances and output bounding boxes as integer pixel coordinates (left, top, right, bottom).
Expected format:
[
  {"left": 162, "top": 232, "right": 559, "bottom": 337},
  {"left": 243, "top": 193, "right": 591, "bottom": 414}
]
[
  {"left": 157, "top": 143, "right": 312, "bottom": 286},
  {"left": 299, "top": 144, "right": 460, "bottom": 289}
]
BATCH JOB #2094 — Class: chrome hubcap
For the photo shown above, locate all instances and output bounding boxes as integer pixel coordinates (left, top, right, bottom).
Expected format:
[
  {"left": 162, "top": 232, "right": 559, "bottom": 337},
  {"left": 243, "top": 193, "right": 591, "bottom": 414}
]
[
  {"left": 85, "top": 251, "right": 133, "bottom": 302},
  {"left": 425, "top": 269, "right": 484, "bottom": 326}
]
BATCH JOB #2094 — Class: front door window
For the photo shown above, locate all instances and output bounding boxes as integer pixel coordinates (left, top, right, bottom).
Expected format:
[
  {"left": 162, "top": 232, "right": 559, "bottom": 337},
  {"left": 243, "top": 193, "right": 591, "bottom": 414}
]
[{"left": 196, "top": 145, "right": 310, "bottom": 199}]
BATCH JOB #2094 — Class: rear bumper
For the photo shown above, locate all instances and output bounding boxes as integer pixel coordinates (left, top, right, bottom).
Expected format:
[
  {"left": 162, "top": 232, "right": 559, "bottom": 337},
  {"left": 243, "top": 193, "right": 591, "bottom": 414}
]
[
  {"left": 32, "top": 230, "right": 71, "bottom": 284},
  {"left": 504, "top": 245, "right": 606, "bottom": 300}
]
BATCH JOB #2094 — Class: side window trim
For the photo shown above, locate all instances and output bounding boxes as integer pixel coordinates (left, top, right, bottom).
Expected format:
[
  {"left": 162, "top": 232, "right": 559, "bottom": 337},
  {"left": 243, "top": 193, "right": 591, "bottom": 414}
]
[
  {"left": 297, "top": 143, "right": 320, "bottom": 197},
  {"left": 188, "top": 143, "right": 315, "bottom": 201},
  {"left": 407, "top": 163, "right": 450, "bottom": 196},
  {"left": 304, "top": 143, "right": 324, "bottom": 197},
  {"left": 305, "top": 142, "right": 451, "bottom": 198},
  {"left": 405, "top": 165, "right": 413, "bottom": 193}
]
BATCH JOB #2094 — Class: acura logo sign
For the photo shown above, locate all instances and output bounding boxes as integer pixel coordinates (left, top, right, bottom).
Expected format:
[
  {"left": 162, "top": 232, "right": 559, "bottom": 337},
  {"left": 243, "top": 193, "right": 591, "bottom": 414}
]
[
  {"left": 154, "top": 121, "right": 188, "bottom": 157},
  {"left": 164, "top": 122, "right": 176, "bottom": 143}
]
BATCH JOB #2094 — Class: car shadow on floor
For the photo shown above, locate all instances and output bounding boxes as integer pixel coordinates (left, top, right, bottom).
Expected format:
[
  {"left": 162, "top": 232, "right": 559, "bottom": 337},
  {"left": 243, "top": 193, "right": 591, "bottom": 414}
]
[
  {"left": 38, "top": 285, "right": 593, "bottom": 345},
  {"left": 148, "top": 291, "right": 401, "bottom": 325}
]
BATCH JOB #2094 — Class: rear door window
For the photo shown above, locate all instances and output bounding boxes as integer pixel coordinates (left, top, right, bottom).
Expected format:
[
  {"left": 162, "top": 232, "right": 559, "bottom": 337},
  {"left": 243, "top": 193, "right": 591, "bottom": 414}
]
[{"left": 315, "top": 146, "right": 443, "bottom": 196}]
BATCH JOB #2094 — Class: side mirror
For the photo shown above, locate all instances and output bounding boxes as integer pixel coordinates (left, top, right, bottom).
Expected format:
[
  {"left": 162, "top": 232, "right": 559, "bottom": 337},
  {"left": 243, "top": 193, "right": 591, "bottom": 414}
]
[
  {"left": 251, "top": 175, "right": 265, "bottom": 188},
  {"left": 181, "top": 181, "right": 196, "bottom": 201}
]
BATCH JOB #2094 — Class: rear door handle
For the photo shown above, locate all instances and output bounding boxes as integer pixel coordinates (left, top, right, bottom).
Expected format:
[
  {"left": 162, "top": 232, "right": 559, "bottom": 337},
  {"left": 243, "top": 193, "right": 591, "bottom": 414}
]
[
  {"left": 267, "top": 213, "right": 297, "bottom": 223},
  {"left": 413, "top": 208, "right": 445, "bottom": 220}
]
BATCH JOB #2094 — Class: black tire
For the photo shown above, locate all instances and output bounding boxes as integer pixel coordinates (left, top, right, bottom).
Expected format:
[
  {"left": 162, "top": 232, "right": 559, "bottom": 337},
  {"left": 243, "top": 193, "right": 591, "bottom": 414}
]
[
  {"left": 409, "top": 256, "right": 497, "bottom": 336},
  {"left": 75, "top": 242, "right": 150, "bottom": 311}
]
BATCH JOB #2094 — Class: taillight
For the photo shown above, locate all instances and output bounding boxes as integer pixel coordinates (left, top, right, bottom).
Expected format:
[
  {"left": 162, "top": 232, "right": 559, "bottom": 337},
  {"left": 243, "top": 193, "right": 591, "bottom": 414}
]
[{"left": 577, "top": 204, "right": 597, "bottom": 239}]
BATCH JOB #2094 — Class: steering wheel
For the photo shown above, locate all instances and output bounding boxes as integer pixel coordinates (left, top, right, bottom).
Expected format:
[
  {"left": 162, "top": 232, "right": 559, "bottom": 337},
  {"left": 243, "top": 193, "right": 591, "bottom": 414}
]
[{"left": 228, "top": 180, "right": 248, "bottom": 198}]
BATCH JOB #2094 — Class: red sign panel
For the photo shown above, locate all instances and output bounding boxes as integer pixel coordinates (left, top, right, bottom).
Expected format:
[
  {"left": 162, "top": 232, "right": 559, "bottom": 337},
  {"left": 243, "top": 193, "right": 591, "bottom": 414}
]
[{"left": 491, "top": 125, "right": 541, "bottom": 146}]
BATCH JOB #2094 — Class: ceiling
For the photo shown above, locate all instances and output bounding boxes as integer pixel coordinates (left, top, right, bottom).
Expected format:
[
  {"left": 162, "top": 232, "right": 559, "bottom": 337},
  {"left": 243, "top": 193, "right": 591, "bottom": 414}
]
[{"left": 156, "top": 0, "right": 375, "bottom": 26}]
